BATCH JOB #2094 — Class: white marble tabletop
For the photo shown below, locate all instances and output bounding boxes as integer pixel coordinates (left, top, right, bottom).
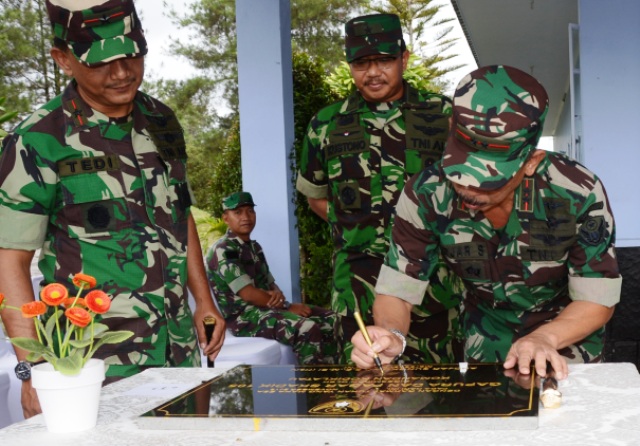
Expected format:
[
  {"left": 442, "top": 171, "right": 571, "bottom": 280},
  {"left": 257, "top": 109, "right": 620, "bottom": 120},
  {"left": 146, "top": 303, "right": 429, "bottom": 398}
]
[{"left": 1, "top": 363, "right": 640, "bottom": 446}]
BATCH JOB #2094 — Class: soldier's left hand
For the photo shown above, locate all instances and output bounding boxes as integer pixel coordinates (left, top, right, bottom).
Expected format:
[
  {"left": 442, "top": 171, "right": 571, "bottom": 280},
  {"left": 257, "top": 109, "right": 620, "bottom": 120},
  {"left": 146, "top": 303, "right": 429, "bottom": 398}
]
[{"left": 503, "top": 332, "right": 568, "bottom": 380}]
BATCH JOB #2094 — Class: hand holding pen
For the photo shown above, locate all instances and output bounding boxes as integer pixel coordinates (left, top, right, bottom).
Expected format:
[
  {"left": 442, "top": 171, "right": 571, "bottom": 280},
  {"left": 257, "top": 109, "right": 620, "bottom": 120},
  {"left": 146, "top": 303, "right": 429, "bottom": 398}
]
[{"left": 353, "top": 311, "right": 384, "bottom": 375}]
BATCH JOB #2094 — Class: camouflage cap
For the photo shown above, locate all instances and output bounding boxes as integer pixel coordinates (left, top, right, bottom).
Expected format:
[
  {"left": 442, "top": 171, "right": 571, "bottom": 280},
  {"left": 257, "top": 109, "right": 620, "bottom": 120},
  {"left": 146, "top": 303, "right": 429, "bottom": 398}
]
[
  {"left": 345, "top": 13, "right": 404, "bottom": 63},
  {"left": 222, "top": 192, "right": 256, "bottom": 211},
  {"left": 442, "top": 65, "right": 549, "bottom": 190},
  {"left": 46, "top": 0, "right": 148, "bottom": 66}
]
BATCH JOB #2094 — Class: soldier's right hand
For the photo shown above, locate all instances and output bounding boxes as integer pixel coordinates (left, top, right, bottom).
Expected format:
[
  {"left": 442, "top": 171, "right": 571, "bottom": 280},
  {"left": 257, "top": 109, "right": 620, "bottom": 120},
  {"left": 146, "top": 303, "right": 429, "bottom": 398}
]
[
  {"left": 350, "top": 326, "right": 401, "bottom": 369},
  {"left": 266, "top": 290, "right": 285, "bottom": 308},
  {"left": 289, "top": 303, "right": 312, "bottom": 317}
]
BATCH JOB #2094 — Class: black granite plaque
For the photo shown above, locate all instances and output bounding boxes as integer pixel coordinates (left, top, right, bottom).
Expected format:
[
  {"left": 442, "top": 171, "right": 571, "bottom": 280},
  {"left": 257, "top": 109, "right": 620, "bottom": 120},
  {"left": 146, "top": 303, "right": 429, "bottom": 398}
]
[{"left": 138, "top": 363, "right": 540, "bottom": 431}]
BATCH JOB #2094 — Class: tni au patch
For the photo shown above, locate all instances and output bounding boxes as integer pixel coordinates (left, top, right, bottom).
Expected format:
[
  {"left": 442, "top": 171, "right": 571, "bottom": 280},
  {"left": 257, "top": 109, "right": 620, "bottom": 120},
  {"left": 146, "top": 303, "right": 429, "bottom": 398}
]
[{"left": 579, "top": 216, "right": 606, "bottom": 246}]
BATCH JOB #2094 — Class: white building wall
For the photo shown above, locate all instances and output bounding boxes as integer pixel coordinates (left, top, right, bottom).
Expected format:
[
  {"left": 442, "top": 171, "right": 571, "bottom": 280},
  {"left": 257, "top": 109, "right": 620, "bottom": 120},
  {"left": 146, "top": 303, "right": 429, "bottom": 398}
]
[{"left": 578, "top": 0, "right": 640, "bottom": 247}]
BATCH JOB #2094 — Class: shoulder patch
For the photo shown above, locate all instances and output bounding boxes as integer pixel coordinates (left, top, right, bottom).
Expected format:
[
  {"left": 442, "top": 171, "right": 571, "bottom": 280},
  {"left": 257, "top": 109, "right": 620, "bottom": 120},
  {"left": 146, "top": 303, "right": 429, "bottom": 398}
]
[{"left": 579, "top": 216, "right": 606, "bottom": 246}]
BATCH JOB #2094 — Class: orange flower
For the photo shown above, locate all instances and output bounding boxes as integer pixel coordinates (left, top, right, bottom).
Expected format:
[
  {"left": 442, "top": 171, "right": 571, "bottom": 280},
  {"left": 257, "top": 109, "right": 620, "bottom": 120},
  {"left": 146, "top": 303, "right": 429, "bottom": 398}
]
[
  {"left": 0, "top": 292, "right": 5, "bottom": 309},
  {"left": 40, "top": 283, "right": 68, "bottom": 306},
  {"left": 72, "top": 273, "right": 97, "bottom": 290},
  {"left": 65, "top": 307, "right": 92, "bottom": 328},
  {"left": 85, "top": 290, "right": 111, "bottom": 314},
  {"left": 21, "top": 301, "right": 47, "bottom": 318},
  {"left": 62, "top": 297, "right": 86, "bottom": 308}
]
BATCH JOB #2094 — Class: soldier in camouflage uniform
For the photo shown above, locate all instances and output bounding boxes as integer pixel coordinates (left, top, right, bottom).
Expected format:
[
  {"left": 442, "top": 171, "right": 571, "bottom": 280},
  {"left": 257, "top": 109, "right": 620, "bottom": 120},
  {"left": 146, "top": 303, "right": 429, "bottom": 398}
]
[
  {"left": 0, "top": 0, "right": 225, "bottom": 418},
  {"left": 296, "top": 13, "right": 463, "bottom": 363},
  {"left": 206, "top": 192, "right": 338, "bottom": 364},
  {"left": 352, "top": 65, "right": 621, "bottom": 381}
]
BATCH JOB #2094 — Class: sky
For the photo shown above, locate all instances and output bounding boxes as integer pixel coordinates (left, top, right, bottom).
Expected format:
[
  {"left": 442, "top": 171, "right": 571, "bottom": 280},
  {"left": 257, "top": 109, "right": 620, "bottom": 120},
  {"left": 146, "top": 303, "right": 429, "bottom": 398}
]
[{"left": 135, "top": 0, "right": 477, "bottom": 95}]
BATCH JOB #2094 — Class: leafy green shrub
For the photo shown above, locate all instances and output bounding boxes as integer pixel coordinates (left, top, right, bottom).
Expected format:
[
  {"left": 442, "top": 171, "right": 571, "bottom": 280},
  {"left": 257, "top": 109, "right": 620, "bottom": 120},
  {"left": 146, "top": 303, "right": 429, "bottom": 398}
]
[
  {"left": 291, "top": 53, "right": 338, "bottom": 307},
  {"left": 208, "top": 117, "right": 242, "bottom": 217},
  {"left": 193, "top": 206, "right": 227, "bottom": 253}
]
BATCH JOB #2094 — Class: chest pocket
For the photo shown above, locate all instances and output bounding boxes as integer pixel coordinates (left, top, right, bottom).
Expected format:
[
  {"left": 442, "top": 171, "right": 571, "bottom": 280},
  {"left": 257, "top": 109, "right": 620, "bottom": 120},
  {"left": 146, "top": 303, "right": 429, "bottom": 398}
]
[
  {"left": 326, "top": 116, "right": 370, "bottom": 211},
  {"left": 521, "top": 198, "right": 576, "bottom": 261},
  {"left": 520, "top": 197, "right": 575, "bottom": 287},
  {"left": 403, "top": 106, "right": 449, "bottom": 176},
  {"left": 441, "top": 242, "right": 491, "bottom": 283},
  {"left": 58, "top": 156, "right": 131, "bottom": 240}
]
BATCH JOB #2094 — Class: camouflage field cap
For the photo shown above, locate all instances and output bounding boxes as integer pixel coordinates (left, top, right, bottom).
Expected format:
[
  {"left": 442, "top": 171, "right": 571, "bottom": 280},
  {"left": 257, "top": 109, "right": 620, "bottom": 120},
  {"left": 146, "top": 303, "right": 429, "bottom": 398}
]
[
  {"left": 442, "top": 65, "right": 549, "bottom": 190},
  {"left": 46, "top": 0, "right": 148, "bottom": 66},
  {"left": 222, "top": 192, "right": 256, "bottom": 211},
  {"left": 345, "top": 13, "right": 404, "bottom": 63}
]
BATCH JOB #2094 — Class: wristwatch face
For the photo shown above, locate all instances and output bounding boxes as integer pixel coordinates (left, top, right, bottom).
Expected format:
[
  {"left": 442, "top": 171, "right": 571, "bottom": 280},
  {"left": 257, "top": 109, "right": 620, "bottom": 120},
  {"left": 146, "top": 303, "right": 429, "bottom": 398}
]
[{"left": 15, "top": 361, "right": 32, "bottom": 381}]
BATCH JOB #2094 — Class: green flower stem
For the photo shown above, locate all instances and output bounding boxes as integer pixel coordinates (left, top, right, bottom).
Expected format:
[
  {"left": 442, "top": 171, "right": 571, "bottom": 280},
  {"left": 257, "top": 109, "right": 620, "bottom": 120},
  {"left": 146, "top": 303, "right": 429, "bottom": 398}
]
[
  {"left": 83, "top": 316, "right": 95, "bottom": 362},
  {"left": 33, "top": 318, "right": 43, "bottom": 345},
  {"left": 36, "top": 316, "right": 53, "bottom": 347},
  {"left": 59, "top": 322, "right": 76, "bottom": 357},
  {"left": 53, "top": 307, "right": 64, "bottom": 356},
  {"left": 70, "top": 284, "right": 85, "bottom": 307}
]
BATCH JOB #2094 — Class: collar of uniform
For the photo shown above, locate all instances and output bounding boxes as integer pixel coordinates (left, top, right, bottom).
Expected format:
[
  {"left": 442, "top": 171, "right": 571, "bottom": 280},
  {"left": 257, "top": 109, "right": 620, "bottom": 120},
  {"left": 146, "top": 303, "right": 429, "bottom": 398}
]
[
  {"left": 225, "top": 229, "right": 253, "bottom": 245},
  {"left": 342, "top": 81, "right": 411, "bottom": 115},
  {"left": 62, "top": 81, "right": 146, "bottom": 138},
  {"left": 62, "top": 81, "right": 96, "bottom": 135}
]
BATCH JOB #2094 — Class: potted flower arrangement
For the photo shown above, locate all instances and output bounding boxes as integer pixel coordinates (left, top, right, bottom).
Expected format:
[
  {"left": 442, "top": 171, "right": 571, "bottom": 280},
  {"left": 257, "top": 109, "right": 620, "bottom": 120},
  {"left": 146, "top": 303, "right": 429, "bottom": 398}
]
[{"left": 0, "top": 273, "right": 134, "bottom": 432}]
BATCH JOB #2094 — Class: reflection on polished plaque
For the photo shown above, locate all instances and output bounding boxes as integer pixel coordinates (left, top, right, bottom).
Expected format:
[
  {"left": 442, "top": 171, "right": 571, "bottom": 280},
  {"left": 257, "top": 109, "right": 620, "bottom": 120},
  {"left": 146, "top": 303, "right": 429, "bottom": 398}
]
[{"left": 138, "top": 363, "right": 540, "bottom": 431}]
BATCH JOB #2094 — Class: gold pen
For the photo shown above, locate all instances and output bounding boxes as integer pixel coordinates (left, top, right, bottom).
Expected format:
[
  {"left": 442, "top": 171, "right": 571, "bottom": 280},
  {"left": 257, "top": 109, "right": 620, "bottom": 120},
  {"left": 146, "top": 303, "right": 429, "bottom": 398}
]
[{"left": 353, "top": 311, "right": 384, "bottom": 374}]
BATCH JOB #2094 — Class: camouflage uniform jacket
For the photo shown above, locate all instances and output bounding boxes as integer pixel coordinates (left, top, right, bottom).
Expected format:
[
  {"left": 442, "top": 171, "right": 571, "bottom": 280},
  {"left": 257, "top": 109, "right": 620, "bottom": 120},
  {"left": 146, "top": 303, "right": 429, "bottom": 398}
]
[
  {"left": 206, "top": 229, "right": 275, "bottom": 319},
  {"left": 378, "top": 152, "right": 622, "bottom": 363},
  {"left": 0, "top": 81, "right": 198, "bottom": 376},
  {"left": 296, "top": 83, "right": 455, "bottom": 319}
]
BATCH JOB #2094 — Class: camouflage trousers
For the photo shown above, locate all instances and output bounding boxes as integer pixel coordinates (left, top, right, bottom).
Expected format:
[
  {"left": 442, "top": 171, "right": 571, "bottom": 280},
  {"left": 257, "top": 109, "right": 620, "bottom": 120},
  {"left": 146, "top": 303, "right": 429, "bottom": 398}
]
[
  {"left": 104, "top": 341, "right": 201, "bottom": 385},
  {"left": 226, "top": 304, "right": 338, "bottom": 364}
]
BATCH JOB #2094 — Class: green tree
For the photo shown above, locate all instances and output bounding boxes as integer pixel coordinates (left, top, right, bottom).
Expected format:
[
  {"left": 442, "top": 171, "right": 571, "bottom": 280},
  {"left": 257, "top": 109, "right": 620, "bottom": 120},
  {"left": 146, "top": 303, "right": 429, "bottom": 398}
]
[
  {"left": 167, "top": 0, "right": 368, "bottom": 114},
  {"left": 167, "top": 0, "right": 240, "bottom": 113},
  {"left": 290, "top": 0, "right": 369, "bottom": 67},
  {"left": 366, "top": 0, "right": 463, "bottom": 81},
  {"left": 0, "top": 96, "right": 18, "bottom": 137},
  {"left": 0, "top": 0, "right": 64, "bottom": 125}
]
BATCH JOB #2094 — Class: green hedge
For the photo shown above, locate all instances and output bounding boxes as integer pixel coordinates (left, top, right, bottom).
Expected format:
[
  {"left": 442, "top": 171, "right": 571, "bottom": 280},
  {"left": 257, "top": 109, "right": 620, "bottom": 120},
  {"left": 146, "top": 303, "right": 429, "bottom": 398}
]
[{"left": 291, "top": 53, "right": 338, "bottom": 307}]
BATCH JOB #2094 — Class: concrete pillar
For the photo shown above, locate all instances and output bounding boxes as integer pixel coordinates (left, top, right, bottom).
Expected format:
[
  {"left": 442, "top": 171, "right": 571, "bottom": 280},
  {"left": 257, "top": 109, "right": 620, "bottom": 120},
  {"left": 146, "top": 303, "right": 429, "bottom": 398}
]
[{"left": 236, "top": 0, "right": 300, "bottom": 300}]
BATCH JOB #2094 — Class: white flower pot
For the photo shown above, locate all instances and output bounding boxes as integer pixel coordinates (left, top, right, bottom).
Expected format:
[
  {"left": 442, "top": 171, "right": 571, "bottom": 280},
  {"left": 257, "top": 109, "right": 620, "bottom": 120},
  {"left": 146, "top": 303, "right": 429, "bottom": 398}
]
[{"left": 31, "top": 358, "right": 105, "bottom": 433}]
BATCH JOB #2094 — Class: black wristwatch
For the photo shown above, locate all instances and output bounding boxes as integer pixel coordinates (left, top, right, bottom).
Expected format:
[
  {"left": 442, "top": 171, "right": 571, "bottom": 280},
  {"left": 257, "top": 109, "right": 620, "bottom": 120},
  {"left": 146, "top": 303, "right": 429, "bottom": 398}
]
[
  {"left": 14, "top": 360, "right": 45, "bottom": 381},
  {"left": 15, "top": 361, "right": 35, "bottom": 381}
]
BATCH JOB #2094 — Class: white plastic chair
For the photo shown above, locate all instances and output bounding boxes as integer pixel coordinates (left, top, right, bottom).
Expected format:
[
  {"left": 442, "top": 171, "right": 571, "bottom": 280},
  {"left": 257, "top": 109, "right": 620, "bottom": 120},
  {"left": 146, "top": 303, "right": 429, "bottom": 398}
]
[{"left": 188, "top": 289, "right": 296, "bottom": 367}]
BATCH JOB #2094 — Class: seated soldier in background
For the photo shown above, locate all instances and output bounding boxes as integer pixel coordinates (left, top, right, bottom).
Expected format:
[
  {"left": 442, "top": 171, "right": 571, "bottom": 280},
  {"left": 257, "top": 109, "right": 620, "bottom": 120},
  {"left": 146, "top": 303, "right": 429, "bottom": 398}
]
[{"left": 206, "top": 192, "right": 338, "bottom": 364}]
